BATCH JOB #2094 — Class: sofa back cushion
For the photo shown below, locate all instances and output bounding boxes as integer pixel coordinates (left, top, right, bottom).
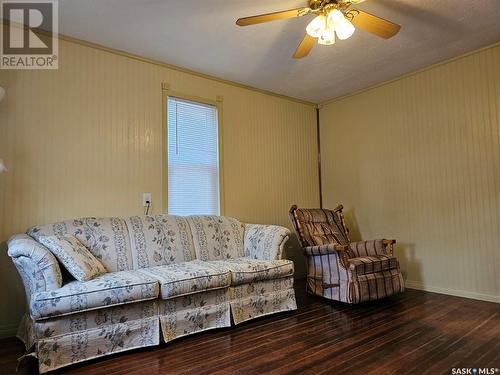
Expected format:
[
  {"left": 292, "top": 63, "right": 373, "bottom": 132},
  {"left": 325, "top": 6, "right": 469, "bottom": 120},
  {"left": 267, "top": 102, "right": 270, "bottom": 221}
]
[
  {"left": 28, "top": 217, "right": 133, "bottom": 272},
  {"left": 187, "top": 216, "right": 245, "bottom": 261},
  {"left": 125, "top": 215, "right": 196, "bottom": 269}
]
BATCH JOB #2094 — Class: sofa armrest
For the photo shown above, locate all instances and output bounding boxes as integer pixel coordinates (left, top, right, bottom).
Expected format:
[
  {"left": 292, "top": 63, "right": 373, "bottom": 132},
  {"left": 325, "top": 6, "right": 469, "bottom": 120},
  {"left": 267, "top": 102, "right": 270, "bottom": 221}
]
[
  {"left": 350, "top": 239, "right": 396, "bottom": 257},
  {"left": 7, "top": 234, "right": 62, "bottom": 300},
  {"left": 244, "top": 224, "right": 291, "bottom": 260}
]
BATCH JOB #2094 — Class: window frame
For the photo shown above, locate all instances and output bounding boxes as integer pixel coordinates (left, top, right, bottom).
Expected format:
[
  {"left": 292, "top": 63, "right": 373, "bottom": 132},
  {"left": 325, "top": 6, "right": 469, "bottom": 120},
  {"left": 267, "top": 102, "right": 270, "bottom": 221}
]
[{"left": 162, "top": 87, "right": 225, "bottom": 216}]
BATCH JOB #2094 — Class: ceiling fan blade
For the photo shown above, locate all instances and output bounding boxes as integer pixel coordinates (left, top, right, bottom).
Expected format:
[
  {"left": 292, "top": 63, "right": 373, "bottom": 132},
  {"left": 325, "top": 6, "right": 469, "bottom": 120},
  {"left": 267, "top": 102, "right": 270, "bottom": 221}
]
[
  {"left": 293, "top": 34, "right": 316, "bottom": 59},
  {"left": 236, "top": 8, "right": 306, "bottom": 26},
  {"left": 348, "top": 9, "right": 401, "bottom": 39}
]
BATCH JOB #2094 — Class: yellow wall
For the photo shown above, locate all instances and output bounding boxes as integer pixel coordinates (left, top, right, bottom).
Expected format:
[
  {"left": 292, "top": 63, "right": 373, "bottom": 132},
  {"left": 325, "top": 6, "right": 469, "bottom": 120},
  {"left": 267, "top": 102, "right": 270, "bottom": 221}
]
[
  {"left": 0, "top": 38, "right": 319, "bottom": 336},
  {"left": 320, "top": 43, "right": 500, "bottom": 303}
]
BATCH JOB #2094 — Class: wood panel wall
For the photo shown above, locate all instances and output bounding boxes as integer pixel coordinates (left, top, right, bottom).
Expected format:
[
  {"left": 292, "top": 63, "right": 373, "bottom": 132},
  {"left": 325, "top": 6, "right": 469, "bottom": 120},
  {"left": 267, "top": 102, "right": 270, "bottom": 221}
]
[
  {"left": 0, "top": 38, "right": 319, "bottom": 337},
  {"left": 320, "top": 43, "right": 500, "bottom": 303}
]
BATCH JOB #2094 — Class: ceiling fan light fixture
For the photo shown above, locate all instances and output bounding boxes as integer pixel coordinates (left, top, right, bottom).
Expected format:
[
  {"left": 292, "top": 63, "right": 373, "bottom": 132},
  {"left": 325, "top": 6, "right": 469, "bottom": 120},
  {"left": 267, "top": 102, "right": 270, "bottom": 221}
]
[
  {"left": 327, "top": 9, "right": 344, "bottom": 28},
  {"left": 306, "top": 15, "right": 326, "bottom": 38},
  {"left": 327, "top": 9, "right": 355, "bottom": 40},
  {"left": 335, "top": 17, "right": 355, "bottom": 40},
  {"left": 235, "top": 1, "right": 401, "bottom": 59},
  {"left": 318, "top": 26, "right": 335, "bottom": 45}
]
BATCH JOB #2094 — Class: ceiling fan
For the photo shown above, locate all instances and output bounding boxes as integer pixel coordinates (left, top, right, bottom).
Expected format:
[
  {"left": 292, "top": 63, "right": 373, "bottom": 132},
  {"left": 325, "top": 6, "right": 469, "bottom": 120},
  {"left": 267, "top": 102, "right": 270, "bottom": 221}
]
[{"left": 236, "top": 0, "right": 401, "bottom": 59}]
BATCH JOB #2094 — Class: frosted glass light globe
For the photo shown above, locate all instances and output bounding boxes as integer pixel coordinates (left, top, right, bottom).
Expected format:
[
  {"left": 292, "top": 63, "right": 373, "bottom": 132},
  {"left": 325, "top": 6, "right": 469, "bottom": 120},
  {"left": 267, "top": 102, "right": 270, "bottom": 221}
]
[
  {"left": 306, "top": 15, "right": 326, "bottom": 38},
  {"left": 336, "top": 17, "right": 355, "bottom": 40},
  {"left": 327, "top": 9, "right": 344, "bottom": 27},
  {"left": 327, "top": 9, "right": 355, "bottom": 40},
  {"left": 318, "top": 27, "right": 336, "bottom": 45}
]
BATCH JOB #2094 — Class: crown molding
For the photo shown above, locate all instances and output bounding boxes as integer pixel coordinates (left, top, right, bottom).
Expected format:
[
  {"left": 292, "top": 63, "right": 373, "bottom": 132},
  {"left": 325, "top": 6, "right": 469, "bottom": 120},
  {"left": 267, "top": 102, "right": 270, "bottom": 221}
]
[{"left": 58, "top": 34, "right": 316, "bottom": 107}]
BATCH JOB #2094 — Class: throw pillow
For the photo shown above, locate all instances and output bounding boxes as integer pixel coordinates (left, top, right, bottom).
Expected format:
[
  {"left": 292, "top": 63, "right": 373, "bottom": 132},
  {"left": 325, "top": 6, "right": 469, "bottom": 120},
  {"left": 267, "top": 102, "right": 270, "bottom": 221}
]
[{"left": 39, "top": 234, "right": 107, "bottom": 281}]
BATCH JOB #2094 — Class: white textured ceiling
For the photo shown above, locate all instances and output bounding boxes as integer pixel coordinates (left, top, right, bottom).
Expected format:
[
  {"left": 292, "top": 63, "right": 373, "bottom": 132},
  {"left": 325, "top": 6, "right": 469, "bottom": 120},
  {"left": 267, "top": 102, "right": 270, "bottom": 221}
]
[{"left": 59, "top": 0, "right": 500, "bottom": 103}]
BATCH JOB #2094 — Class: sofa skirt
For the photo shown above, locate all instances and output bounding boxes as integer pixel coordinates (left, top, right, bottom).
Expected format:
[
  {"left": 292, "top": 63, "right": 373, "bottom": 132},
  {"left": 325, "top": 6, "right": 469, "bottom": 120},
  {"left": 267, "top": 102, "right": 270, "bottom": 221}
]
[
  {"left": 229, "top": 276, "right": 297, "bottom": 325},
  {"left": 159, "top": 288, "right": 231, "bottom": 342},
  {"left": 16, "top": 280, "right": 297, "bottom": 373},
  {"left": 18, "top": 300, "right": 159, "bottom": 374}
]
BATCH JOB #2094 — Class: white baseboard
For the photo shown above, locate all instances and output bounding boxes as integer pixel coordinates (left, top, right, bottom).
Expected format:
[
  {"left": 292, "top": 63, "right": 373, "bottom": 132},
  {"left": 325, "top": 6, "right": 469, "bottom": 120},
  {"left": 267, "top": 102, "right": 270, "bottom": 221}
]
[
  {"left": 0, "top": 323, "right": 18, "bottom": 339},
  {"left": 405, "top": 280, "right": 500, "bottom": 304}
]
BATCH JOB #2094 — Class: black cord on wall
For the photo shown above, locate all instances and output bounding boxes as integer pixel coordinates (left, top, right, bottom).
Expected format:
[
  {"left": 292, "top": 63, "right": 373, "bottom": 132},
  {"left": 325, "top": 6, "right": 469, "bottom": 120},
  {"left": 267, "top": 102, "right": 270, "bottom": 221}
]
[{"left": 316, "top": 107, "right": 323, "bottom": 209}]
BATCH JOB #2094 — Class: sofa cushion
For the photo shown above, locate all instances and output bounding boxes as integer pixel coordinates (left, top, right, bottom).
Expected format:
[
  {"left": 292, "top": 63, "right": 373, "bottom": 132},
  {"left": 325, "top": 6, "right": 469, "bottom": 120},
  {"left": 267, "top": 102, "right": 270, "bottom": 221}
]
[
  {"left": 38, "top": 235, "right": 107, "bottom": 282},
  {"left": 30, "top": 270, "right": 159, "bottom": 320},
  {"left": 207, "top": 258, "right": 294, "bottom": 286},
  {"left": 349, "top": 255, "right": 399, "bottom": 276},
  {"left": 187, "top": 216, "right": 245, "bottom": 261},
  {"left": 28, "top": 217, "right": 133, "bottom": 272},
  {"left": 125, "top": 215, "right": 196, "bottom": 269},
  {"left": 139, "top": 261, "right": 230, "bottom": 299}
]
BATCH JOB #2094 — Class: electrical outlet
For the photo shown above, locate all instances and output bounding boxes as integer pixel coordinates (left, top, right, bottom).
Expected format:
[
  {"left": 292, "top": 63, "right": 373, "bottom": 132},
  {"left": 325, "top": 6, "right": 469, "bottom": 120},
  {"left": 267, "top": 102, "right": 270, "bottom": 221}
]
[{"left": 142, "top": 193, "right": 152, "bottom": 207}]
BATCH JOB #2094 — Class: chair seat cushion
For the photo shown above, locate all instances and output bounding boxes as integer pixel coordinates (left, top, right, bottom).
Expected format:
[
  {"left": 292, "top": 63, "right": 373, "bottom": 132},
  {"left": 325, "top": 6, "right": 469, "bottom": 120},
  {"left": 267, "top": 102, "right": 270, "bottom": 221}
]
[
  {"left": 30, "top": 270, "right": 159, "bottom": 320},
  {"left": 207, "top": 258, "right": 294, "bottom": 286},
  {"left": 139, "top": 261, "right": 231, "bottom": 300},
  {"left": 349, "top": 255, "right": 399, "bottom": 276}
]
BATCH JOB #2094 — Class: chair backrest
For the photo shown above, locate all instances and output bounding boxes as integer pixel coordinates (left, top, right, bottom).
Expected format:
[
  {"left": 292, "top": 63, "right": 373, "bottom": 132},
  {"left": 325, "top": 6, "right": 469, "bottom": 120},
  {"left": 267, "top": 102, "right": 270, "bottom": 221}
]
[{"left": 289, "top": 205, "right": 350, "bottom": 248}]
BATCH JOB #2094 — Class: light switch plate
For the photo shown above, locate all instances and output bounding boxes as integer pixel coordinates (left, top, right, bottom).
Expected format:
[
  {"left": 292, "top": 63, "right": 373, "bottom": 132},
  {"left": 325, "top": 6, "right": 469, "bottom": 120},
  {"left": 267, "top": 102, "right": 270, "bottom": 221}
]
[{"left": 142, "top": 193, "right": 152, "bottom": 207}]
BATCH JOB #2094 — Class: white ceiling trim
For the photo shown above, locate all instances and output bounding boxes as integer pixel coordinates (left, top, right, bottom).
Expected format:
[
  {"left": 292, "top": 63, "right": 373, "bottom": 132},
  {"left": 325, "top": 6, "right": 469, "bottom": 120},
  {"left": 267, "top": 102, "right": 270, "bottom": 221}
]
[{"left": 57, "top": 32, "right": 317, "bottom": 107}]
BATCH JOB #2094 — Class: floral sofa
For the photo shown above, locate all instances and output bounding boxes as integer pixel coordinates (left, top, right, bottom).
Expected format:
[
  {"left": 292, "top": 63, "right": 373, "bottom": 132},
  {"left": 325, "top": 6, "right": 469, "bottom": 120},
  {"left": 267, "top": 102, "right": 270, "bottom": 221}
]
[{"left": 7, "top": 215, "right": 296, "bottom": 373}]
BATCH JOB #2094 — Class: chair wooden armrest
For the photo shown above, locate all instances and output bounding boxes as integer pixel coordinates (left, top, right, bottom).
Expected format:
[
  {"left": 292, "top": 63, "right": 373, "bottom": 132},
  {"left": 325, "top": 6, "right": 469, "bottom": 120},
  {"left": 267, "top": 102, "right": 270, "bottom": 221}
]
[
  {"left": 334, "top": 244, "right": 349, "bottom": 251},
  {"left": 382, "top": 239, "right": 396, "bottom": 255},
  {"left": 333, "top": 204, "right": 344, "bottom": 213}
]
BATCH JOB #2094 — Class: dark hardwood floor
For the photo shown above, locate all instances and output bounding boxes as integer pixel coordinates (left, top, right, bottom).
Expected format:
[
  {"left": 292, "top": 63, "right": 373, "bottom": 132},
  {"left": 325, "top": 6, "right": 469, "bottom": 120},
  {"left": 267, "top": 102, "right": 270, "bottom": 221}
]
[{"left": 1, "top": 280, "right": 499, "bottom": 375}]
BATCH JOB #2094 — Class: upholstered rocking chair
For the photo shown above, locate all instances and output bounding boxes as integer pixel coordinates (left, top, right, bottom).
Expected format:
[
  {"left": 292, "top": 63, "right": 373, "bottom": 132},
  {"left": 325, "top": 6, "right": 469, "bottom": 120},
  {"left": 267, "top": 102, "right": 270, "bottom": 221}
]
[{"left": 289, "top": 205, "right": 404, "bottom": 304}]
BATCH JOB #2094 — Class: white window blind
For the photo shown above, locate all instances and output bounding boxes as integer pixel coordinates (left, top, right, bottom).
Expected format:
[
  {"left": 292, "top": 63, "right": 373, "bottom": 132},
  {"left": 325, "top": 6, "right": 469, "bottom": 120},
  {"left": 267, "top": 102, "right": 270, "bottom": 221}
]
[{"left": 167, "top": 96, "right": 220, "bottom": 216}]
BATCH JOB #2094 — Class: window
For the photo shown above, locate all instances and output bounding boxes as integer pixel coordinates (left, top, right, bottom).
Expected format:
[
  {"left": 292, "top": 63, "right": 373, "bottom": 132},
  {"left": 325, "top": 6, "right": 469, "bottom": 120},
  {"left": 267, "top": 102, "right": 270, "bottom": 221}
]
[{"left": 167, "top": 96, "right": 220, "bottom": 216}]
